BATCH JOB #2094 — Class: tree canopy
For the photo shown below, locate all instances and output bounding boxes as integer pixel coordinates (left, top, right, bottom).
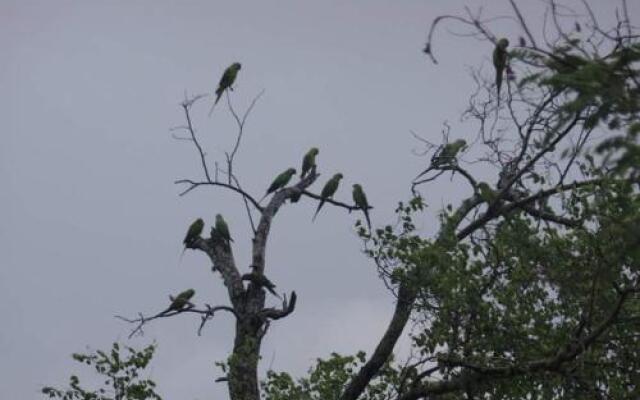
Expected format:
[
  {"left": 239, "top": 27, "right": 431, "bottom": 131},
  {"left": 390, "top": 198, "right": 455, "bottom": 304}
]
[
  {"left": 45, "top": 1, "right": 639, "bottom": 399},
  {"left": 264, "top": 1, "right": 640, "bottom": 399}
]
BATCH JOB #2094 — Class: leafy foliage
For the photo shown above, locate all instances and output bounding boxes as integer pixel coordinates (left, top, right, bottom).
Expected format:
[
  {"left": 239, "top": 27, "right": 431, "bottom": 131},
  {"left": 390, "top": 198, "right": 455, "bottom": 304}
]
[
  {"left": 46, "top": 4, "right": 640, "bottom": 400},
  {"left": 42, "top": 343, "right": 162, "bottom": 400},
  {"left": 262, "top": 352, "right": 401, "bottom": 400},
  {"left": 512, "top": 38, "right": 640, "bottom": 176},
  {"left": 266, "top": 4, "right": 640, "bottom": 399}
]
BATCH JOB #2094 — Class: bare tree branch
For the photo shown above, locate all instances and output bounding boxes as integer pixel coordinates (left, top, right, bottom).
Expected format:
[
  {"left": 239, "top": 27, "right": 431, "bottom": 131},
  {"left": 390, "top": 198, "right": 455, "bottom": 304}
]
[
  {"left": 340, "top": 281, "right": 416, "bottom": 400},
  {"left": 174, "top": 179, "right": 264, "bottom": 211},
  {"left": 252, "top": 171, "right": 319, "bottom": 273},
  {"left": 510, "top": 0, "right": 538, "bottom": 48},
  {"left": 192, "top": 236, "right": 246, "bottom": 307},
  {"left": 226, "top": 90, "right": 265, "bottom": 183},
  {"left": 260, "top": 291, "right": 297, "bottom": 320},
  {"left": 180, "top": 93, "right": 212, "bottom": 182},
  {"left": 423, "top": 11, "right": 496, "bottom": 64},
  {"left": 116, "top": 303, "right": 236, "bottom": 339},
  {"left": 198, "top": 304, "right": 238, "bottom": 336},
  {"left": 301, "top": 188, "right": 371, "bottom": 213}
]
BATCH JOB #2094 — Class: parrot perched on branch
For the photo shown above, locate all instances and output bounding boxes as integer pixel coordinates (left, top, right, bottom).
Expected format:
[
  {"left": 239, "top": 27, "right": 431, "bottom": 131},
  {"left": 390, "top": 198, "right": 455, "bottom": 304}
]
[
  {"left": 178, "top": 218, "right": 204, "bottom": 266},
  {"left": 493, "top": 38, "right": 509, "bottom": 99},
  {"left": 148, "top": 288, "right": 196, "bottom": 319},
  {"left": 242, "top": 266, "right": 281, "bottom": 299},
  {"left": 168, "top": 289, "right": 195, "bottom": 312},
  {"left": 152, "top": 288, "right": 196, "bottom": 319},
  {"left": 433, "top": 139, "right": 466, "bottom": 167},
  {"left": 441, "top": 139, "right": 467, "bottom": 159},
  {"left": 352, "top": 184, "right": 371, "bottom": 231},
  {"left": 291, "top": 148, "right": 319, "bottom": 202},
  {"left": 261, "top": 168, "right": 297, "bottom": 201},
  {"left": 312, "top": 173, "right": 343, "bottom": 221},
  {"left": 301, "top": 147, "right": 319, "bottom": 178},
  {"left": 183, "top": 218, "right": 204, "bottom": 248},
  {"left": 209, "top": 62, "right": 241, "bottom": 115},
  {"left": 214, "top": 214, "right": 233, "bottom": 243}
]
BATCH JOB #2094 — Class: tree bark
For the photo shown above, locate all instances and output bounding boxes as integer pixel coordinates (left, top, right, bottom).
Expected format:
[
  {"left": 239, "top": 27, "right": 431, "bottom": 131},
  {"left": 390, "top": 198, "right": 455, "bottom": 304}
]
[
  {"left": 214, "top": 173, "right": 316, "bottom": 400},
  {"left": 340, "top": 280, "right": 417, "bottom": 400},
  {"left": 228, "top": 313, "right": 264, "bottom": 400}
]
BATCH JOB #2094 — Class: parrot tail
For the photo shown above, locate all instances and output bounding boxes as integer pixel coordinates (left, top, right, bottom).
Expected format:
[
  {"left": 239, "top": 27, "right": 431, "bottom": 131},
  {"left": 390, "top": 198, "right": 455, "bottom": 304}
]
[
  {"left": 312, "top": 200, "right": 325, "bottom": 222},
  {"left": 209, "top": 91, "right": 223, "bottom": 116},
  {"left": 214, "top": 90, "right": 223, "bottom": 104},
  {"left": 177, "top": 246, "right": 187, "bottom": 267},
  {"left": 364, "top": 210, "right": 372, "bottom": 232}
]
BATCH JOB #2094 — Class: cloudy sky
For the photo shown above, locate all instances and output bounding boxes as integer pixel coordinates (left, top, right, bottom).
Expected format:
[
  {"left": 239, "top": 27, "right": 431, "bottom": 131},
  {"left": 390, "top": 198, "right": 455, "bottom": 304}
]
[{"left": 1, "top": 1, "right": 628, "bottom": 399}]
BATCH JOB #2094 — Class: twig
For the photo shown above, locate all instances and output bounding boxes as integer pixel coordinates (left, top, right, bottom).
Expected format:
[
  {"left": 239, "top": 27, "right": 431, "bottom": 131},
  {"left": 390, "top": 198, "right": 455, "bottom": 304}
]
[
  {"left": 260, "top": 291, "right": 297, "bottom": 320},
  {"left": 175, "top": 179, "right": 263, "bottom": 211},
  {"left": 510, "top": 0, "right": 538, "bottom": 48},
  {"left": 181, "top": 93, "right": 212, "bottom": 182},
  {"left": 300, "top": 189, "right": 370, "bottom": 213},
  {"left": 226, "top": 90, "right": 265, "bottom": 179},
  {"left": 116, "top": 305, "right": 236, "bottom": 339}
]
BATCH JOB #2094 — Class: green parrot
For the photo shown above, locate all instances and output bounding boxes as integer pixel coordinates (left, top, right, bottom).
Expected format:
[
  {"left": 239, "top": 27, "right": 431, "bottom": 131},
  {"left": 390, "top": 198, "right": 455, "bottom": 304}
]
[
  {"left": 442, "top": 139, "right": 467, "bottom": 157},
  {"left": 214, "top": 214, "right": 233, "bottom": 243},
  {"left": 242, "top": 268, "right": 281, "bottom": 299},
  {"left": 183, "top": 218, "right": 204, "bottom": 247},
  {"left": 352, "top": 184, "right": 371, "bottom": 231},
  {"left": 301, "top": 147, "right": 319, "bottom": 178},
  {"left": 168, "top": 288, "right": 195, "bottom": 312},
  {"left": 493, "top": 38, "right": 509, "bottom": 98},
  {"left": 291, "top": 148, "right": 318, "bottom": 203},
  {"left": 432, "top": 139, "right": 466, "bottom": 167},
  {"left": 312, "top": 173, "right": 343, "bottom": 221},
  {"left": 152, "top": 289, "right": 196, "bottom": 318},
  {"left": 150, "top": 288, "right": 195, "bottom": 319},
  {"left": 209, "top": 62, "right": 242, "bottom": 115},
  {"left": 261, "top": 168, "right": 297, "bottom": 201},
  {"left": 441, "top": 139, "right": 467, "bottom": 160},
  {"left": 477, "top": 182, "right": 497, "bottom": 203}
]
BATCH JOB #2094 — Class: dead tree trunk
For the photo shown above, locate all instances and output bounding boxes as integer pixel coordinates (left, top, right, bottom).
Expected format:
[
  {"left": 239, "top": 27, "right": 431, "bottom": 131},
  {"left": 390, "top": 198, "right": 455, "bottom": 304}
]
[
  {"left": 228, "top": 314, "right": 264, "bottom": 400},
  {"left": 123, "top": 93, "right": 355, "bottom": 400},
  {"left": 189, "top": 179, "right": 314, "bottom": 400}
]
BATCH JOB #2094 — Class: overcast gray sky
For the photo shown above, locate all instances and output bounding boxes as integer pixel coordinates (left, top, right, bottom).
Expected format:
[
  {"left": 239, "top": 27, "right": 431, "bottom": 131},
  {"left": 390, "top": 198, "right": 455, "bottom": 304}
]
[{"left": 1, "top": 1, "right": 630, "bottom": 399}]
